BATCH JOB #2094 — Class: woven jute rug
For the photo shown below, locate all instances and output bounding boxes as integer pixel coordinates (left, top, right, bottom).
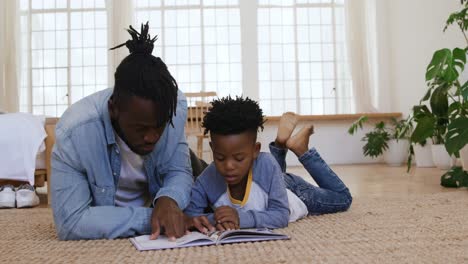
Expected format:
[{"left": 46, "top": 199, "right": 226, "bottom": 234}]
[{"left": 1, "top": 191, "right": 468, "bottom": 263}]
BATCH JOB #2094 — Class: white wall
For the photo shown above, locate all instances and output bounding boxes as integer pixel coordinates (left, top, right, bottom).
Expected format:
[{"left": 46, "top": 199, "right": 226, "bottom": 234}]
[
  {"left": 258, "top": 120, "right": 383, "bottom": 166},
  {"left": 188, "top": 119, "right": 384, "bottom": 166},
  {"left": 385, "top": 0, "right": 465, "bottom": 116}
]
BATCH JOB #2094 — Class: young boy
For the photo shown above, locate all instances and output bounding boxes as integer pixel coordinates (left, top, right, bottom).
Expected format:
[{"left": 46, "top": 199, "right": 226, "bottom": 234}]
[{"left": 184, "top": 97, "right": 352, "bottom": 232}]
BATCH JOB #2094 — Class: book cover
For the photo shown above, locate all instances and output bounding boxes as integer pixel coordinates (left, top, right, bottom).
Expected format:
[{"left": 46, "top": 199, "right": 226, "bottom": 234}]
[{"left": 130, "top": 228, "right": 290, "bottom": 251}]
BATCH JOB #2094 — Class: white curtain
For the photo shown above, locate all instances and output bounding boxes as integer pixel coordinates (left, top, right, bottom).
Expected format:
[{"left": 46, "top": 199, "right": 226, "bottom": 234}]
[
  {"left": 107, "top": 0, "right": 134, "bottom": 87},
  {"left": 345, "top": 0, "right": 381, "bottom": 113},
  {"left": 0, "top": 0, "right": 20, "bottom": 113}
]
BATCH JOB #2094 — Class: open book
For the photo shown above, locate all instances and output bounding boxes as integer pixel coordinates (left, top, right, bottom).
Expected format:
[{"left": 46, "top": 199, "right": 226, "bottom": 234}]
[{"left": 130, "top": 228, "right": 290, "bottom": 251}]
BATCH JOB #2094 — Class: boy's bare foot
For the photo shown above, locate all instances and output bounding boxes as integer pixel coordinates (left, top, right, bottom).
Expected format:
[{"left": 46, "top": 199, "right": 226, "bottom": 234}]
[
  {"left": 275, "top": 112, "right": 299, "bottom": 148},
  {"left": 286, "top": 124, "right": 314, "bottom": 157}
]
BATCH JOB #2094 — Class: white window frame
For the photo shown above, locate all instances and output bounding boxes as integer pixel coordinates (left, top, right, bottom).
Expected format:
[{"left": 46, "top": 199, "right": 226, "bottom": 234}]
[
  {"left": 134, "top": 0, "right": 243, "bottom": 97},
  {"left": 19, "top": 0, "right": 108, "bottom": 116},
  {"left": 19, "top": 0, "right": 351, "bottom": 116}
]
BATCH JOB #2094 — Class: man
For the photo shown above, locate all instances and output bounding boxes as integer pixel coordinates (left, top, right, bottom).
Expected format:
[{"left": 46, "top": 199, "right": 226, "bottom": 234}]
[{"left": 51, "top": 24, "right": 193, "bottom": 240}]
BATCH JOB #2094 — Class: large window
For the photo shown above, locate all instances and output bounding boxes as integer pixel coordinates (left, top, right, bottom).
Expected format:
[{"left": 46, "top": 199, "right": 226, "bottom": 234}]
[
  {"left": 257, "top": 0, "right": 351, "bottom": 115},
  {"left": 134, "top": 0, "right": 242, "bottom": 98},
  {"left": 18, "top": 0, "right": 352, "bottom": 116},
  {"left": 19, "top": 0, "right": 108, "bottom": 116}
]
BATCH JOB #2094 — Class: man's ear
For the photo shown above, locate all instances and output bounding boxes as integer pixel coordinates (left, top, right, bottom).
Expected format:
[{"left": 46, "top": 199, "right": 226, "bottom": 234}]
[
  {"left": 108, "top": 97, "right": 118, "bottom": 120},
  {"left": 253, "top": 142, "right": 261, "bottom": 159}
]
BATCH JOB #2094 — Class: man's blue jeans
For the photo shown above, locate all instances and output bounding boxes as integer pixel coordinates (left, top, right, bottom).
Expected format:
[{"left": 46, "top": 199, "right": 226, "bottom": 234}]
[{"left": 269, "top": 143, "right": 352, "bottom": 215}]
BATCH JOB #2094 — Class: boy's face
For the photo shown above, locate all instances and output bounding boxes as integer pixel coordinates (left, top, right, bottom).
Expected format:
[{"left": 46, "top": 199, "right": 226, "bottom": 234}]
[{"left": 210, "top": 131, "right": 261, "bottom": 186}]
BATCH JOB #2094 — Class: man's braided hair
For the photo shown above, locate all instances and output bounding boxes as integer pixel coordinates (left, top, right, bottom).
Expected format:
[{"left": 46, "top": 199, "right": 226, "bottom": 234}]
[{"left": 110, "top": 22, "right": 177, "bottom": 127}]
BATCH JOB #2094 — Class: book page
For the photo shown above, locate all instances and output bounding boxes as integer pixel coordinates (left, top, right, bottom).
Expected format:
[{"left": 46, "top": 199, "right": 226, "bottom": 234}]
[
  {"left": 130, "top": 232, "right": 215, "bottom": 251},
  {"left": 217, "top": 228, "right": 289, "bottom": 245},
  {"left": 176, "top": 232, "right": 215, "bottom": 245}
]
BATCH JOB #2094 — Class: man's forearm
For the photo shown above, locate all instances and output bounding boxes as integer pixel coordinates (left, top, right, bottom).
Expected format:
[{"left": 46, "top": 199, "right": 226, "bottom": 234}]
[{"left": 54, "top": 205, "right": 153, "bottom": 240}]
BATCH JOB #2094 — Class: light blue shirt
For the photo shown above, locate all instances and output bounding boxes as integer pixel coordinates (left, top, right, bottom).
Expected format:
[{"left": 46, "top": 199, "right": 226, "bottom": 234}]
[{"left": 51, "top": 88, "right": 193, "bottom": 240}]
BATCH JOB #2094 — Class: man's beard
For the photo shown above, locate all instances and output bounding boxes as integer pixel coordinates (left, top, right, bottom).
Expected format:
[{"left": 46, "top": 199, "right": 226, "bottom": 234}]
[{"left": 111, "top": 117, "right": 138, "bottom": 153}]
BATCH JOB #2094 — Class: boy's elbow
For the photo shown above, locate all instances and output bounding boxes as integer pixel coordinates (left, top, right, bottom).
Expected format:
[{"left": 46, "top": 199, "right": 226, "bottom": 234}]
[
  {"left": 281, "top": 211, "right": 289, "bottom": 227},
  {"left": 274, "top": 210, "right": 290, "bottom": 228}
]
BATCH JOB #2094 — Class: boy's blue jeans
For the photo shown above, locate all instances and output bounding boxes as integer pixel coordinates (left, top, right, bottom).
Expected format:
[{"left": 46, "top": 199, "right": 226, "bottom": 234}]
[{"left": 269, "top": 143, "right": 352, "bottom": 215}]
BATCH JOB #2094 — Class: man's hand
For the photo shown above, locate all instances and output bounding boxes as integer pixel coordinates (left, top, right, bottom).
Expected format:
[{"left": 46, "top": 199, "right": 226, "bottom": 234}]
[
  {"left": 185, "top": 215, "right": 215, "bottom": 234},
  {"left": 214, "top": 206, "right": 239, "bottom": 231},
  {"left": 150, "top": 196, "right": 185, "bottom": 241}
]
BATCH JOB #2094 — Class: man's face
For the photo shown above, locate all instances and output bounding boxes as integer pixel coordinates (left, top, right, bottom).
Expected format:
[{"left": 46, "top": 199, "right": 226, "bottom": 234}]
[
  {"left": 210, "top": 131, "right": 261, "bottom": 187},
  {"left": 109, "top": 96, "right": 166, "bottom": 156}
]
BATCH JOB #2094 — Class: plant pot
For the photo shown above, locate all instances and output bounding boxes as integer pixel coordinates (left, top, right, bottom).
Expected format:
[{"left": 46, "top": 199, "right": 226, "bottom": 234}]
[
  {"left": 431, "top": 144, "right": 454, "bottom": 170},
  {"left": 460, "top": 145, "right": 468, "bottom": 171},
  {"left": 413, "top": 143, "right": 435, "bottom": 167},
  {"left": 383, "top": 139, "right": 409, "bottom": 166}
]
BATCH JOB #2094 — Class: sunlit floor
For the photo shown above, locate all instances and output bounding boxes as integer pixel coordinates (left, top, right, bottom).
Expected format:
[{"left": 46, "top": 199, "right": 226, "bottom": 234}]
[
  {"left": 288, "top": 164, "right": 453, "bottom": 198},
  {"left": 36, "top": 164, "right": 455, "bottom": 207}
]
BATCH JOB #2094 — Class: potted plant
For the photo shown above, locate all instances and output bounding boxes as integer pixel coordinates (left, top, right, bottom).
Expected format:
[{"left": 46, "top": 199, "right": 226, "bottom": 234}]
[
  {"left": 409, "top": 103, "right": 453, "bottom": 170},
  {"left": 348, "top": 116, "right": 411, "bottom": 166},
  {"left": 410, "top": 1, "right": 468, "bottom": 170},
  {"left": 442, "top": 1, "right": 468, "bottom": 170},
  {"left": 410, "top": 0, "right": 468, "bottom": 186}
]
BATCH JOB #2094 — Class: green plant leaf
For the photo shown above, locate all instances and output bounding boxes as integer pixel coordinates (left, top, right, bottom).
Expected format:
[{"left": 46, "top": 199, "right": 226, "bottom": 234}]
[
  {"left": 426, "top": 49, "right": 451, "bottom": 81},
  {"left": 430, "top": 86, "right": 449, "bottom": 117},
  {"left": 411, "top": 116, "right": 435, "bottom": 143},
  {"left": 462, "top": 80, "right": 468, "bottom": 101},
  {"left": 445, "top": 116, "right": 468, "bottom": 155},
  {"left": 445, "top": 6, "right": 468, "bottom": 32},
  {"left": 375, "top": 121, "right": 385, "bottom": 130},
  {"left": 440, "top": 166, "right": 468, "bottom": 188},
  {"left": 348, "top": 115, "right": 368, "bottom": 135},
  {"left": 413, "top": 105, "right": 431, "bottom": 120},
  {"left": 362, "top": 131, "right": 390, "bottom": 158},
  {"left": 452, "top": 48, "right": 466, "bottom": 73}
]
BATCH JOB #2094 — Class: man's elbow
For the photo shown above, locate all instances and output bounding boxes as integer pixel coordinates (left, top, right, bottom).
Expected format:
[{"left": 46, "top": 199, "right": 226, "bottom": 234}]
[
  {"left": 53, "top": 209, "right": 85, "bottom": 241},
  {"left": 55, "top": 225, "right": 77, "bottom": 241}
]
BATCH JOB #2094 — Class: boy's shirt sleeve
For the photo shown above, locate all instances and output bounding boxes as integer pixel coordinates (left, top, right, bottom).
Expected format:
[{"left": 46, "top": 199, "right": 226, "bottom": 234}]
[{"left": 237, "top": 154, "right": 290, "bottom": 229}]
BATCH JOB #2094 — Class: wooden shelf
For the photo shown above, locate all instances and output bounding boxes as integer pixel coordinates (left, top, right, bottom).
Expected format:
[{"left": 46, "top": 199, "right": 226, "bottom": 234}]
[{"left": 265, "top": 112, "right": 403, "bottom": 122}]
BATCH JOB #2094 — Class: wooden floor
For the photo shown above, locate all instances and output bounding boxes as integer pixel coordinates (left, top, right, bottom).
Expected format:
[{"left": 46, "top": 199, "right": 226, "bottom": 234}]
[
  {"left": 36, "top": 164, "right": 454, "bottom": 207},
  {"left": 288, "top": 164, "right": 452, "bottom": 198}
]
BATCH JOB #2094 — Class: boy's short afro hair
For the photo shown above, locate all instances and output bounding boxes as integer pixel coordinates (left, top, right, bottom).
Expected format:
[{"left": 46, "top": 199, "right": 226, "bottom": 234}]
[{"left": 202, "top": 96, "right": 266, "bottom": 136}]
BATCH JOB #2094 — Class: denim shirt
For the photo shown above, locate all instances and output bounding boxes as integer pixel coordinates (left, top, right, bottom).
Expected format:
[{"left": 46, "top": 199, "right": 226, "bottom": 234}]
[{"left": 51, "top": 88, "right": 193, "bottom": 240}]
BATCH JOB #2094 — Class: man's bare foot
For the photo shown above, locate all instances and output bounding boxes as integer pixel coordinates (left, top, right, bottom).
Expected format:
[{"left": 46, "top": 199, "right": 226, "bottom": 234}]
[
  {"left": 275, "top": 112, "right": 299, "bottom": 148},
  {"left": 286, "top": 124, "right": 314, "bottom": 157}
]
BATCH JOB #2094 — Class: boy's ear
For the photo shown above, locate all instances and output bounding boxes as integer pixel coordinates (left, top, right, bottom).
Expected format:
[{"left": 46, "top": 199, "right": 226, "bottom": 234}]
[{"left": 253, "top": 142, "right": 261, "bottom": 159}]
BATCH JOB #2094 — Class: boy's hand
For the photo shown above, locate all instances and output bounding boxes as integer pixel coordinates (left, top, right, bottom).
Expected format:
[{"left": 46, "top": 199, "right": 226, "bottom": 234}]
[
  {"left": 214, "top": 206, "right": 239, "bottom": 230},
  {"left": 216, "top": 221, "right": 238, "bottom": 231},
  {"left": 185, "top": 215, "right": 215, "bottom": 234}
]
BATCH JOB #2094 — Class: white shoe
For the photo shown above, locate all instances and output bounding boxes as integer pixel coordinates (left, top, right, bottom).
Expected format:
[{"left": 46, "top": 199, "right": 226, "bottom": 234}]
[
  {"left": 16, "top": 184, "right": 40, "bottom": 208},
  {"left": 0, "top": 184, "right": 16, "bottom": 208}
]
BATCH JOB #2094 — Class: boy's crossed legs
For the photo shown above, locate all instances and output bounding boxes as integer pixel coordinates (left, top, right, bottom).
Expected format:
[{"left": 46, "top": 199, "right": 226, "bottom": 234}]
[{"left": 271, "top": 112, "right": 352, "bottom": 215}]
